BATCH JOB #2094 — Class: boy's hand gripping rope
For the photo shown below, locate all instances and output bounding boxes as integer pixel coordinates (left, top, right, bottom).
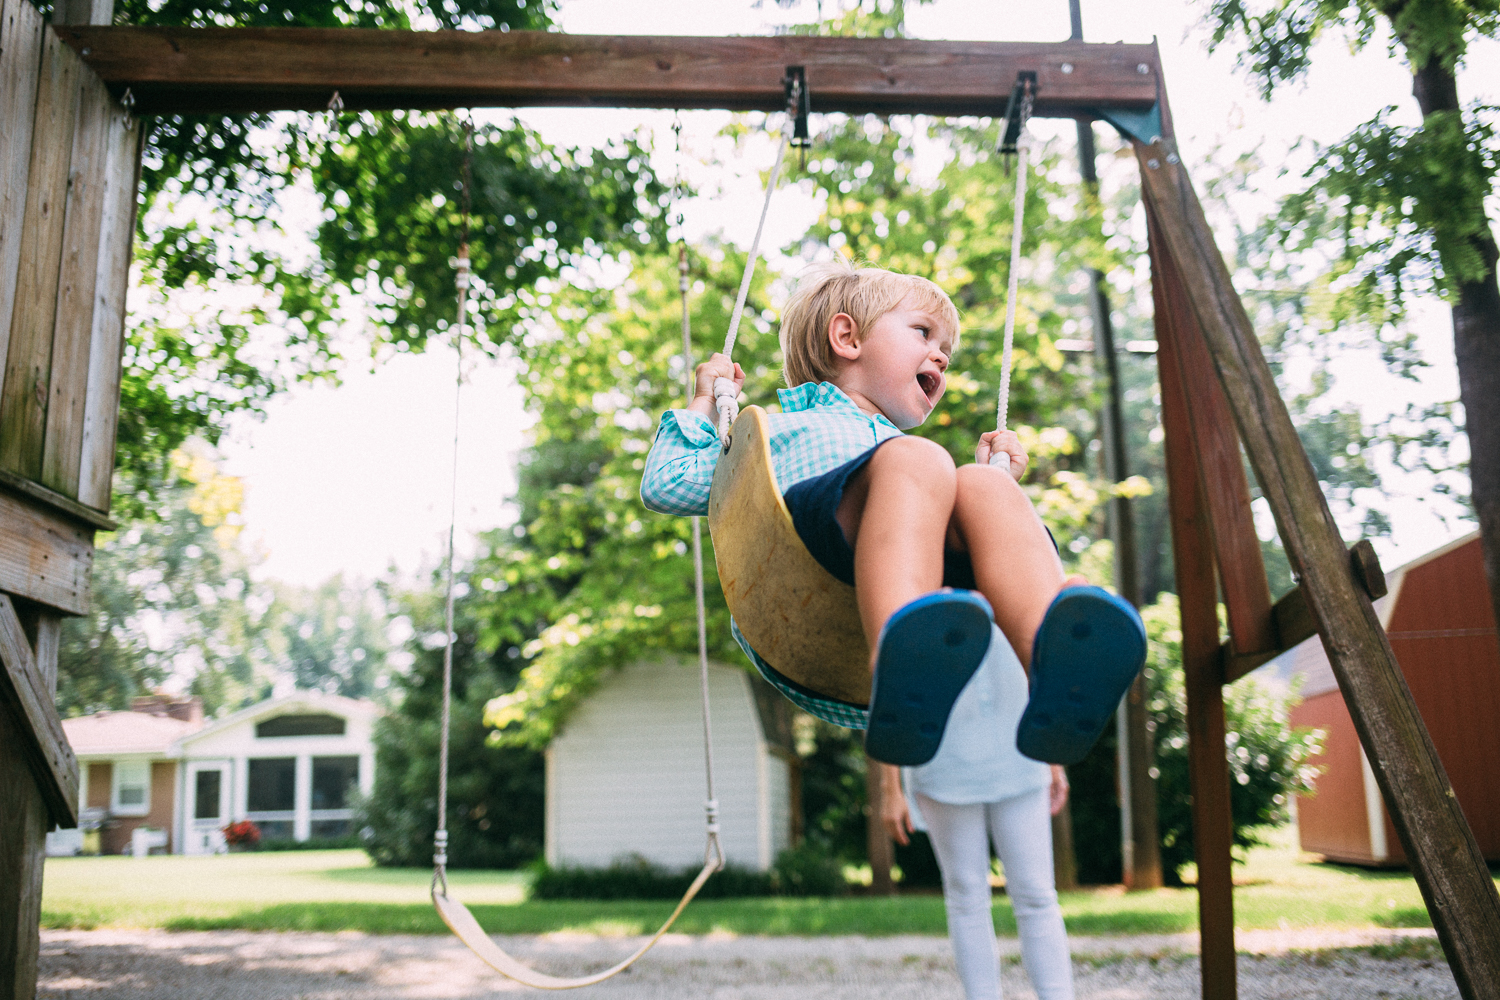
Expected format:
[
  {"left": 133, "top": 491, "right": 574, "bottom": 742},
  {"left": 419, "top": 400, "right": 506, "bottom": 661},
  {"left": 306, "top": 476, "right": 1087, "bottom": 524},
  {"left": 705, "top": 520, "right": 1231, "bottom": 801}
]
[
  {"left": 713, "top": 81, "right": 803, "bottom": 444},
  {"left": 989, "top": 83, "right": 1034, "bottom": 476}
]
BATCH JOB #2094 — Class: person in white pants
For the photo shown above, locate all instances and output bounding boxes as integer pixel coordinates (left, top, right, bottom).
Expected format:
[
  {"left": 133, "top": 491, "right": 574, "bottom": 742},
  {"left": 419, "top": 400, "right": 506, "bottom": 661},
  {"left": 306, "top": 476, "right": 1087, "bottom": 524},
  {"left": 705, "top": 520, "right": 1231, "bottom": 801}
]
[{"left": 877, "top": 622, "right": 1075, "bottom": 1000}]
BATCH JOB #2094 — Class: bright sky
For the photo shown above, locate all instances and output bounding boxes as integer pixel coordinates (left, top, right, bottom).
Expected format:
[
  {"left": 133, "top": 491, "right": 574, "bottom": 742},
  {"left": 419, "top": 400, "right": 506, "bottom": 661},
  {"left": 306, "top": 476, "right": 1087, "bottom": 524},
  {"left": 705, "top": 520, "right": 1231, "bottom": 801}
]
[{"left": 216, "top": 0, "right": 1496, "bottom": 587}]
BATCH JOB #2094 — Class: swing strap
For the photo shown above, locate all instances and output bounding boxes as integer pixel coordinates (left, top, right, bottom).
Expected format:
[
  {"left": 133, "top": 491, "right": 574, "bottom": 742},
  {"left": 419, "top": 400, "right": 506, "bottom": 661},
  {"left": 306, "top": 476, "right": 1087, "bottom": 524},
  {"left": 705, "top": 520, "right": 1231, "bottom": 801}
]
[{"left": 432, "top": 858, "right": 718, "bottom": 990}]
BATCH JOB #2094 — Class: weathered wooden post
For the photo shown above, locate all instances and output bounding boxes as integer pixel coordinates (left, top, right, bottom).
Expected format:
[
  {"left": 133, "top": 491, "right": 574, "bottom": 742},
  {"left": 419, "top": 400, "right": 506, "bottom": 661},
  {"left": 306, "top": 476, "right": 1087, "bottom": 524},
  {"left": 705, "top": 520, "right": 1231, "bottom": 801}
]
[
  {"left": 1138, "top": 132, "right": 1500, "bottom": 1000},
  {"left": 0, "top": 0, "right": 138, "bottom": 994}
]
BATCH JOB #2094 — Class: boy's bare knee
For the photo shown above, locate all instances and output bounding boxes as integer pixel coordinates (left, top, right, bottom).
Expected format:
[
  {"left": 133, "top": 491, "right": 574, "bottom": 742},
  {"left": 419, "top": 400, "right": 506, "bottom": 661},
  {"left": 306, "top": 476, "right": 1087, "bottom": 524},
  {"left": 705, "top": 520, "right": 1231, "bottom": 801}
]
[
  {"left": 955, "top": 460, "right": 1026, "bottom": 504},
  {"left": 870, "top": 435, "right": 957, "bottom": 482}
]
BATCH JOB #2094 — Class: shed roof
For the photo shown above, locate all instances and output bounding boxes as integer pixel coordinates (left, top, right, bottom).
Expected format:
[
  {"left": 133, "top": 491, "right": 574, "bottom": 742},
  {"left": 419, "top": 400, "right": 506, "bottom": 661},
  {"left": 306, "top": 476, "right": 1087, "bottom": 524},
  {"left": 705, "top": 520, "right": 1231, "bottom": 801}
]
[{"left": 1261, "top": 531, "right": 1483, "bottom": 697}]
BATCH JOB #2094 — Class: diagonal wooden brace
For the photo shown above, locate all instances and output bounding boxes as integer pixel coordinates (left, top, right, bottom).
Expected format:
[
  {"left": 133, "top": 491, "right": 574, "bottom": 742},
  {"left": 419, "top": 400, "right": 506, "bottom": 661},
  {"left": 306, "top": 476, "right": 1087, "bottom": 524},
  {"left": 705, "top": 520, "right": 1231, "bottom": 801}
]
[
  {"left": 1137, "top": 137, "right": 1500, "bottom": 1000},
  {"left": 0, "top": 594, "right": 78, "bottom": 828}
]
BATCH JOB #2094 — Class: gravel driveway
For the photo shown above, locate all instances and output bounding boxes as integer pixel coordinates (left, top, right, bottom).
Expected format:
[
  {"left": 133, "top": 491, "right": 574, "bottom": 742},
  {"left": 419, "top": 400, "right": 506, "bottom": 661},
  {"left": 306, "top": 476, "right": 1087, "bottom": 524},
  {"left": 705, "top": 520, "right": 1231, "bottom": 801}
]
[{"left": 39, "top": 927, "right": 1456, "bottom": 999}]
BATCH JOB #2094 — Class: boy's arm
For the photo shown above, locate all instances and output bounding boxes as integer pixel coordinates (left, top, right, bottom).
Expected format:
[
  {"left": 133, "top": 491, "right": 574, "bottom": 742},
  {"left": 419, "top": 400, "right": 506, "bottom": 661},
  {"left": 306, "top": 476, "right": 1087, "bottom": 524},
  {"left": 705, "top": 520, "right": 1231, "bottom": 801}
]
[
  {"left": 640, "top": 409, "right": 721, "bottom": 516},
  {"left": 641, "top": 354, "right": 748, "bottom": 517}
]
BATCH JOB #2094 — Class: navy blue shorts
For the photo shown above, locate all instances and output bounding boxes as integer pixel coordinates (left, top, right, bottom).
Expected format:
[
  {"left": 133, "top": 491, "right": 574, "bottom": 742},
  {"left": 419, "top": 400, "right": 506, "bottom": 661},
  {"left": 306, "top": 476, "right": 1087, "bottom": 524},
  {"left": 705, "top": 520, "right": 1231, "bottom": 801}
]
[{"left": 782, "top": 440, "right": 979, "bottom": 591}]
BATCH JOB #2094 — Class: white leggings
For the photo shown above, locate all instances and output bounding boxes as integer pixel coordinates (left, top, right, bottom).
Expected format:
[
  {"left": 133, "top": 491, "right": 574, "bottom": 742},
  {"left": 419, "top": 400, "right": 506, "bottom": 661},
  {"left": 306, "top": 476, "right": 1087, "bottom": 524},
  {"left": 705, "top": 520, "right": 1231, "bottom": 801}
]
[{"left": 916, "top": 787, "right": 1074, "bottom": 1000}]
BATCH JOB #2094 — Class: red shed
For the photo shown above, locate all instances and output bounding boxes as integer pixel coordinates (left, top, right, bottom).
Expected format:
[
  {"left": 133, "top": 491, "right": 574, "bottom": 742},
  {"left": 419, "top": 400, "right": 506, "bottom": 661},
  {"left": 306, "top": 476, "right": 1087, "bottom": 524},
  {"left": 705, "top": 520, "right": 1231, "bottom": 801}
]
[{"left": 1282, "top": 532, "right": 1500, "bottom": 866}]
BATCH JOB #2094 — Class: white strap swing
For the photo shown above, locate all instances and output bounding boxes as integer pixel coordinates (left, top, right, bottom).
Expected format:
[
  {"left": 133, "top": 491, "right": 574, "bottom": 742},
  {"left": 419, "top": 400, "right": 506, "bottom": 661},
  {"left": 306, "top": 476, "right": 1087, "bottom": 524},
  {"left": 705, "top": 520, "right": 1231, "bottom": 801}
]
[
  {"left": 706, "top": 82, "right": 1035, "bottom": 713},
  {"left": 428, "top": 119, "right": 724, "bottom": 990}
]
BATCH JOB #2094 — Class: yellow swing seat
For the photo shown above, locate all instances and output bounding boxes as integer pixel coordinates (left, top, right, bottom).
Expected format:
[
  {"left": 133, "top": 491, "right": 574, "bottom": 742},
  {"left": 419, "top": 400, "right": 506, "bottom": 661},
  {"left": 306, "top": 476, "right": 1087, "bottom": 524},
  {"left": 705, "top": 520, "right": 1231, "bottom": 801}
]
[{"left": 707, "top": 405, "right": 871, "bottom": 708}]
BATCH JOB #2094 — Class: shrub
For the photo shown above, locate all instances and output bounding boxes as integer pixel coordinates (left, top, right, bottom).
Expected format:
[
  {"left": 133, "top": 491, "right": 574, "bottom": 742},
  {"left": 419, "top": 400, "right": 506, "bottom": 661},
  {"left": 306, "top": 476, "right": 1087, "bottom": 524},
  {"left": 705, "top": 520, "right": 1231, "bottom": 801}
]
[
  {"left": 769, "top": 842, "right": 850, "bottom": 896},
  {"left": 530, "top": 846, "right": 850, "bottom": 900},
  {"left": 255, "top": 836, "right": 364, "bottom": 852}
]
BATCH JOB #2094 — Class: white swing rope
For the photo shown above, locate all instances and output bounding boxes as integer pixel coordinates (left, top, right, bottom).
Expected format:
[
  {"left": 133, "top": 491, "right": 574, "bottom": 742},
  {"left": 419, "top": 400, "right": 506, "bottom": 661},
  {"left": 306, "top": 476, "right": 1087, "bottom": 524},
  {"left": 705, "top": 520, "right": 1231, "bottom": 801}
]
[
  {"left": 712, "top": 82, "right": 803, "bottom": 442},
  {"left": 432, "top": 119, "right": 475, "bottom": 901},
  {"left": 992, "top": 82, "right": 1034, "bottom": 462},
  {"left": 427, "top": 116, "right": 725, "bottom": 992},
  {"left": 674, "top": 111, "right": 727, "bottom": 880}
]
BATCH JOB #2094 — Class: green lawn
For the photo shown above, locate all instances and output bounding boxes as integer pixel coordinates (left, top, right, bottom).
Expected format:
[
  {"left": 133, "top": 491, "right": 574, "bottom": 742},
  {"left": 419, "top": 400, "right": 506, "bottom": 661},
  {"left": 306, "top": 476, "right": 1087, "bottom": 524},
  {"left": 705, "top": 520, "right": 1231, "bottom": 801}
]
[{"left": 42, "top": 831, "right": 1489, "bottom": 938}]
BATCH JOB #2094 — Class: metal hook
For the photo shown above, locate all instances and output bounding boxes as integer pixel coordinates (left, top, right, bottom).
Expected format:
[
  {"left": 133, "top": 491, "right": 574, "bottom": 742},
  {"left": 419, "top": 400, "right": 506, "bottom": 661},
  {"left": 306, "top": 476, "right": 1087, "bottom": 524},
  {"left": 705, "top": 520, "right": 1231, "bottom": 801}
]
[
  {"left": 327, "top": 90, "right": 345, "bottom": 116},
  {"left": 120, "top": 87, "right": 135, "bottom": 131}
]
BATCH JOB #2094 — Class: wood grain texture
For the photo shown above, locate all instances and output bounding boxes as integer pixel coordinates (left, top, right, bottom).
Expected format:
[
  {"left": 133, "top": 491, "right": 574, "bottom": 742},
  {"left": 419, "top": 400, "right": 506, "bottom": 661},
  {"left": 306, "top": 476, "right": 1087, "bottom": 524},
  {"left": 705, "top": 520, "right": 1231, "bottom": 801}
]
[
  {"left": 1147, "top": 188, "right": 1275, "bottom": 657},
  {"left": 32, "top": 614, "right": 59, "bottom": 698},
  {"left": 0, "top": 696, "right": 49, "bottom": 1000},
  {"left": 41, "top": 70, "right": 113, "bottom": 499},
  {"left": 1223, "top": 542, "right": 1389, "bottom": 684},
  {"left": 1150, "top": 210, "right": 1237, "bottom": 1000},
  {"left": 0, "top": 593, "right": 79, "bottom": 828},
  {"left": 0, "top": 0, "right": 45, "bottom": 397},
  {"left": 1138, "top": 141, "right": 1500, "bottom": 1000},
  {"left": 0, "top": 467, "right": 116, "bottom": 530},
  {"left": 55, "top": 27, "right": 1161, "bottom": 117},
  {"left": 75, "top": 108, "right": 139, "bottom": 514},
  {"left": 0, "top": 488, "right": 93, "bottom": 616},
  {"left": 0, "top": 26, "right": 81, "bottom": 481}
]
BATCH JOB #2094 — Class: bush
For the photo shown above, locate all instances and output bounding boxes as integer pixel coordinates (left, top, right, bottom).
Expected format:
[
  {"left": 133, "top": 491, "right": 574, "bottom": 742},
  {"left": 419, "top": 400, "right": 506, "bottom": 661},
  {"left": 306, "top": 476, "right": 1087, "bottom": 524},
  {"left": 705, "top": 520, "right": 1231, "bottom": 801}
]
[
  {"left": 530, "top": 846, "right": 849, "bottom": 900},
  {"left": 769, "top": 842, "right": 850, "bottom": 896},
  {"left": 255, "top": 836, "right": 364, "bottom": 852}
]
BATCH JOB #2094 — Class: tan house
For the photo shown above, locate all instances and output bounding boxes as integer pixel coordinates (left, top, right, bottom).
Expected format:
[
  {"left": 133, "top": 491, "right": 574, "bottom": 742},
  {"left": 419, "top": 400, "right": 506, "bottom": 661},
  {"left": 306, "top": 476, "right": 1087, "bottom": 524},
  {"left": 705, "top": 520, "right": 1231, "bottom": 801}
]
[{"left": 58, "top": 691, "right": 378, "bottom": 855}]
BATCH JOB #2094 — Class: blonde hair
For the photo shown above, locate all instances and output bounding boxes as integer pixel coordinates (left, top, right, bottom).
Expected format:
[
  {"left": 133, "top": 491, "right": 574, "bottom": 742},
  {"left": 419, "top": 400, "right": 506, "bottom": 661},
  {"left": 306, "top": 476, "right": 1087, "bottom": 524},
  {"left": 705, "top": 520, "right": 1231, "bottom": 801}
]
[{"left": 779, "top": 259, "right": 960, "bottom": 388}]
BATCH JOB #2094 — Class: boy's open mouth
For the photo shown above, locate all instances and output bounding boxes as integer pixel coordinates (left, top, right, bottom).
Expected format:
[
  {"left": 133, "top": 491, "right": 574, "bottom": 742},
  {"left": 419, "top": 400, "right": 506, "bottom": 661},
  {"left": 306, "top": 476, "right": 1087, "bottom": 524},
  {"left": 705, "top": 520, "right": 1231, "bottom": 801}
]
[{"left": 917, "top": 371, "right": 940, "bottom": 398}]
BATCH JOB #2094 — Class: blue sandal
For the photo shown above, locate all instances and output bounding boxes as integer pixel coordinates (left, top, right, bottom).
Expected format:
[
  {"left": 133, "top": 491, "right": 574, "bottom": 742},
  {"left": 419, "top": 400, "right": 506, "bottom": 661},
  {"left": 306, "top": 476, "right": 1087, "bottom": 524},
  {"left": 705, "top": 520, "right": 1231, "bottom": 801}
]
[
  {"left": 864, "top": 590, "right": 994, "bottom": 766},
  {"left": 1016, "top": 586, "right": 1147, "bottom": 765}
]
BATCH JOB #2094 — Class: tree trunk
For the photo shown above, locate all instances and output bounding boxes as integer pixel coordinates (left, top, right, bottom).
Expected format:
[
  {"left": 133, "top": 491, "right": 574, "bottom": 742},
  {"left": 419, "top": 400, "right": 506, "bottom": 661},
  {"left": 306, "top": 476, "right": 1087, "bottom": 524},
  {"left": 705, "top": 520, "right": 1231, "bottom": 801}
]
[
  {"left": 1402, "top": 27, "right": 1500, "bottom": 646},
  {"left": 865, "top": 751, "right": 894, "bottom": 895}
]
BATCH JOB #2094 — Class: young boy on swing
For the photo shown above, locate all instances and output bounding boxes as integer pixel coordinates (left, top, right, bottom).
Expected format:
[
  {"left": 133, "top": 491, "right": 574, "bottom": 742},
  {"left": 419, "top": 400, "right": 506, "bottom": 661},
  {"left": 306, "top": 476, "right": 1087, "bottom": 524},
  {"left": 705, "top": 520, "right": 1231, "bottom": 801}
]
[{"left": 641, "top": 258, "right": 1144, "bottom": 768}]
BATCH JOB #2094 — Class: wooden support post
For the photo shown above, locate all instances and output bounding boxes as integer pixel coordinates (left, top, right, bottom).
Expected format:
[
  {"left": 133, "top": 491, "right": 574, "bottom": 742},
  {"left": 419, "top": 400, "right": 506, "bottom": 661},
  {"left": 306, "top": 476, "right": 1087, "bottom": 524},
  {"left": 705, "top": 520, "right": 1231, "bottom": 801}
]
[
  {"left": 0, "top": 696, "right": 48, "bottom": 1000},
  {"left": 1138, "top": 141, "right": 1500, "bottom": 1000},
  {"left": 1151, "top": 211, "right": 1238, "bottom": 1000}
]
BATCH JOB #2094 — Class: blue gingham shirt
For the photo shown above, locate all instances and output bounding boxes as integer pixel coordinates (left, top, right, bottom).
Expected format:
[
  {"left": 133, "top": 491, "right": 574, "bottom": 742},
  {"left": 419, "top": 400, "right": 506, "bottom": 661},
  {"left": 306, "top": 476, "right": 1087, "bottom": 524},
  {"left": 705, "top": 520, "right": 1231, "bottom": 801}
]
[
  {"left": 641, "top": 381, "right": 903, "bottom": 516},
  {"left": 641, "top": 382, "right": 904, "bottom": 727}
]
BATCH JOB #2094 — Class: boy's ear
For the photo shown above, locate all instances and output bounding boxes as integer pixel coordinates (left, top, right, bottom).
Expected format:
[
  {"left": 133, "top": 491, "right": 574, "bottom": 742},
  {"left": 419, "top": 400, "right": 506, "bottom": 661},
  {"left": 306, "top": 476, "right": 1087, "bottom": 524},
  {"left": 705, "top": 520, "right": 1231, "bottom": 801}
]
[{"left": 828, "top": 312, "right": 860, "bottom": 362}]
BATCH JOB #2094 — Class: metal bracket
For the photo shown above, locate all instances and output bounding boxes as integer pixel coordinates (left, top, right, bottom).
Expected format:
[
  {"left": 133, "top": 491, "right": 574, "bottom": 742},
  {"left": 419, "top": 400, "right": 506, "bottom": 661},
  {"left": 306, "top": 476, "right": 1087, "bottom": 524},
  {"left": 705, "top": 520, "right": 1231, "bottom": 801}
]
[
  {"left": 1091, "top": 104, "right": 1164, "bottom": 146},
  {"left": 998, "top": 71, "right": 1037, "bottom": 155},
  {"left": 783, "top": 65, "right": 811, "bottom": 149}
]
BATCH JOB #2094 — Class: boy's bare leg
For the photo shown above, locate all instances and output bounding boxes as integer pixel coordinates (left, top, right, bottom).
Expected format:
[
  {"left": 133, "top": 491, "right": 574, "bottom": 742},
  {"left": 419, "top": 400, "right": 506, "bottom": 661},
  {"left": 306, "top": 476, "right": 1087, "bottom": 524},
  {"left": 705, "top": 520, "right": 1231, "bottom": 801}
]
[
  {"left": 835, "top": 436, "right": 956, "bottom": 661},
  {"left": 949, "top": 463, "right": 1068, "bottom": 667}
]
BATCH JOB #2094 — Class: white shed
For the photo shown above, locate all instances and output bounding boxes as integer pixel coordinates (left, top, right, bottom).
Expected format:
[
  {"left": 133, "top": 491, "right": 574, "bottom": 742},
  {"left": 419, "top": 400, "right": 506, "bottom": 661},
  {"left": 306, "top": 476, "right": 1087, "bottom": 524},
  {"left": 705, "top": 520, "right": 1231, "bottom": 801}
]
[{"left": 546, "top": 659, "right": 797, "bottom": 871}]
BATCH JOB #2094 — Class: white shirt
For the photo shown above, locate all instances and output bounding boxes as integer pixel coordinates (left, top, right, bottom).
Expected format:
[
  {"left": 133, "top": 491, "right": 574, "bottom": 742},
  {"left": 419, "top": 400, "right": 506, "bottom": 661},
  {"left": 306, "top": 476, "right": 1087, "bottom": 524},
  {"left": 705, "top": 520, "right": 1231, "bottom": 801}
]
[{"left": 904, "top": 624, "right": 1051, "bottom": 809}]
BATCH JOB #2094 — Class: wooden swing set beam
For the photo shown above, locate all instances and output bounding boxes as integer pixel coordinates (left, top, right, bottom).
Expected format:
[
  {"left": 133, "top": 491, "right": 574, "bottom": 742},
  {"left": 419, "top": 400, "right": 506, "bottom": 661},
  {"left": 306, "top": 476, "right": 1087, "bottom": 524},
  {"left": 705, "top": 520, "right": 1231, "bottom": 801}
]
[{"left": 55, "top": 27, "right": 1160, "bottom": 117}]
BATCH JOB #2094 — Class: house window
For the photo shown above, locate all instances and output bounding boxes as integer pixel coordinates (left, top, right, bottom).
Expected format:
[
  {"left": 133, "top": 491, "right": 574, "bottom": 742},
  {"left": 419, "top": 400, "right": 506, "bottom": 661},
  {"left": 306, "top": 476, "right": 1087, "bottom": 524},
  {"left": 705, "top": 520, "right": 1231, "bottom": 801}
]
[
  {"left": 311, "top": 757, "right": 359, "bottom": 810},
  {"left": 194, "top": 770, "right": 222, "bottom": 821},
  {"left": 256, "top": 714, "right": 345, "bottom": 738},
  {"left": 112, "top": 760, "right": 150, "bottom": 816},
  {"left": 247, "top": 758, "right": 296, "bottom": 812}
]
